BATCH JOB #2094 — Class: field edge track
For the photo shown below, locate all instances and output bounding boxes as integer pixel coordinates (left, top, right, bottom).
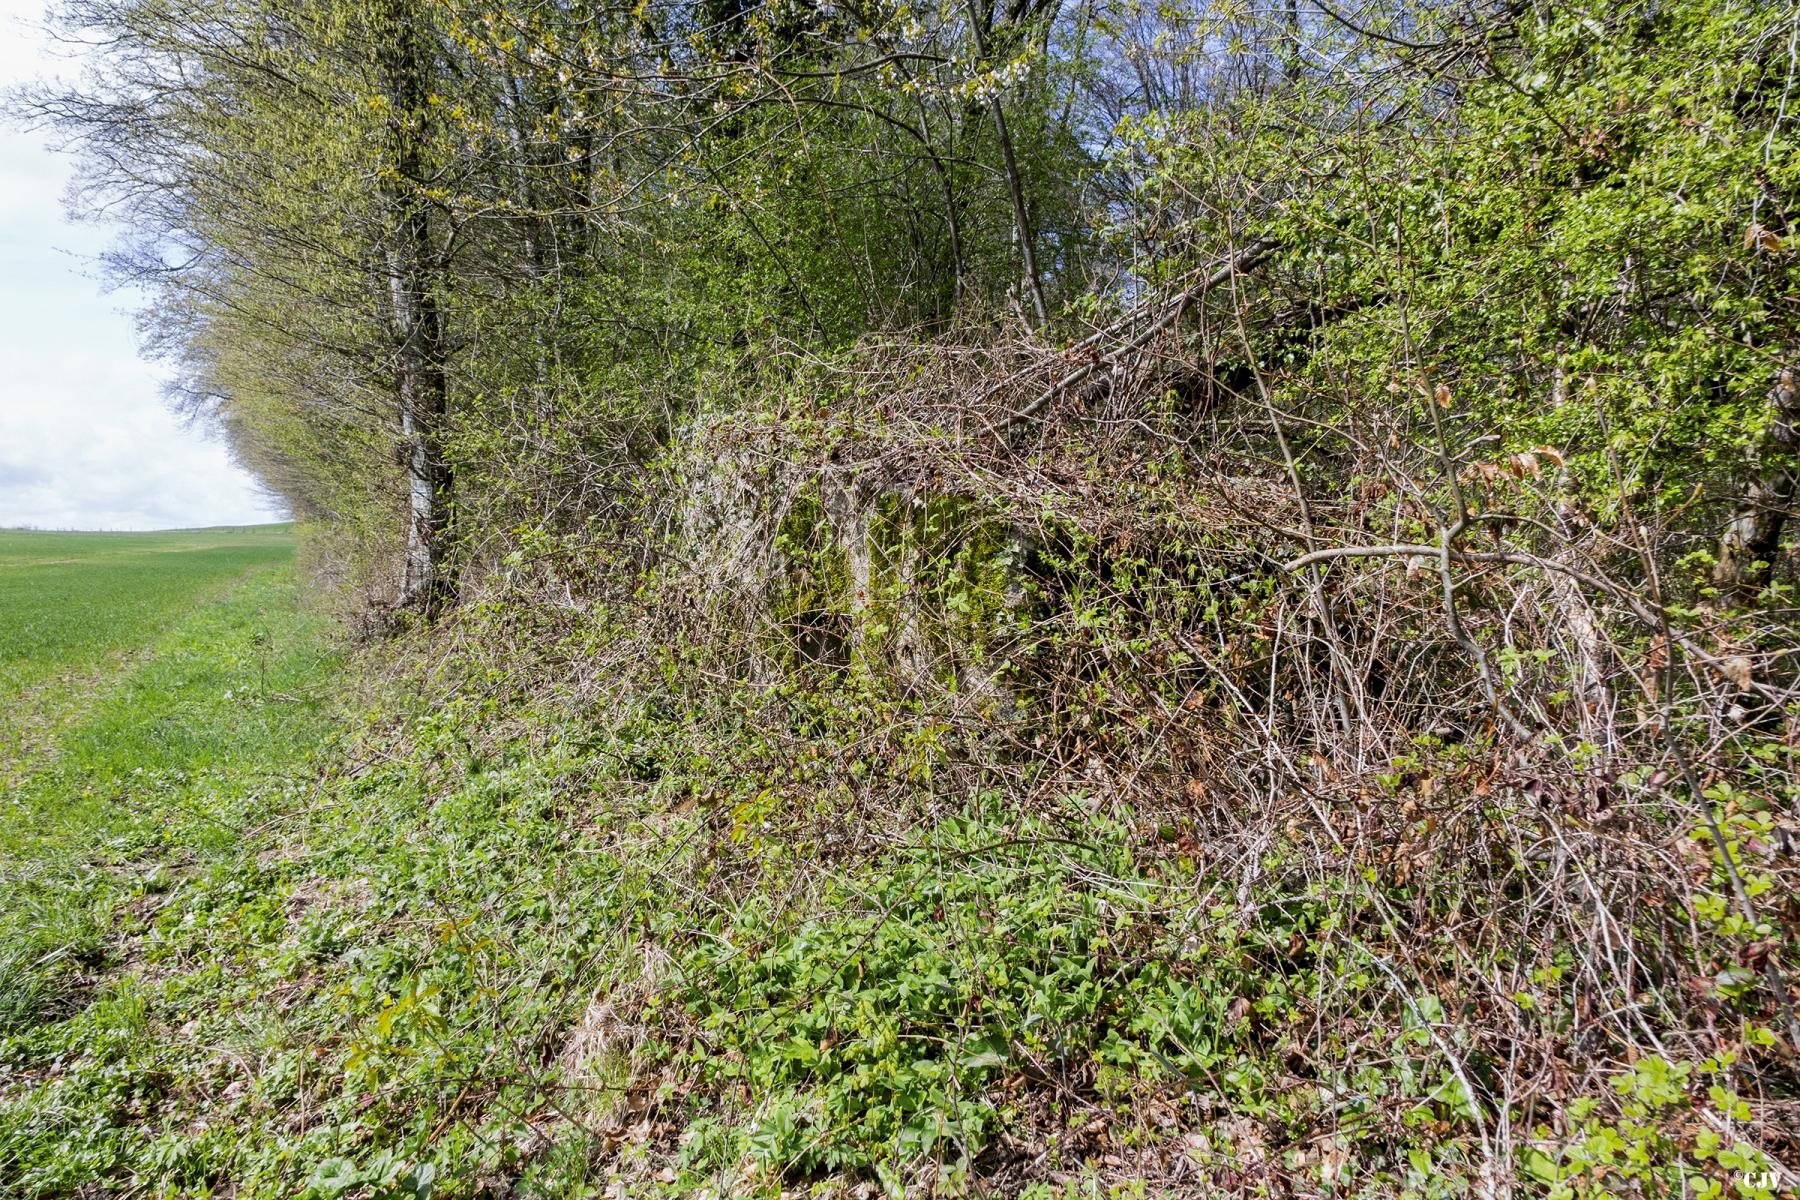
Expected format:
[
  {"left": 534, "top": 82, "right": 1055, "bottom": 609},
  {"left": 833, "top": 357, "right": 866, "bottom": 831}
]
[{"left": 0, "top": 558, "right": 291, "bottom": 790}]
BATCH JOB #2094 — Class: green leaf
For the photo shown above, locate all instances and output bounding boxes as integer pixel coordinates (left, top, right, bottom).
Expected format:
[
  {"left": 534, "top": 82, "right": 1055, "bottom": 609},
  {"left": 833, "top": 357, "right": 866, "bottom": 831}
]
[
  {"left": 309, "top": 1158, "right": 361, "bottom": 1198},
  {"left": 1519, "top": 1146, "right": 1563, "bottom": 1184}
]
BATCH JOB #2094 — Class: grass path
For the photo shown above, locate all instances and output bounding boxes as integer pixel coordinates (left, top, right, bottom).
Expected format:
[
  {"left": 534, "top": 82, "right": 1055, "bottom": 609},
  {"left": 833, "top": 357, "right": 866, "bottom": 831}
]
[{"left": 0, "top": 537, "right": 653, "bottom": 1198}]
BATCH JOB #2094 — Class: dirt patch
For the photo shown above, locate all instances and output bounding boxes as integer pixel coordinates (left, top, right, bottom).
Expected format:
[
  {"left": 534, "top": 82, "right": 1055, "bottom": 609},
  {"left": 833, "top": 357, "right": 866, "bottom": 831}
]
[{"left": 560, "top": 941, "right": 672, "bottom": 1099}]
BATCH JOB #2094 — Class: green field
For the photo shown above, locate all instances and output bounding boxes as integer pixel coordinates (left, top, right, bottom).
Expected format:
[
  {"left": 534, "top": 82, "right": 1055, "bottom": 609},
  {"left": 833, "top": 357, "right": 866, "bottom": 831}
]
[
  {"left": 0, "top": 526, "right": 300, "bottom": 774},
  {"left": 0, "top": 527, "right": 340, "bottom": 1191}
]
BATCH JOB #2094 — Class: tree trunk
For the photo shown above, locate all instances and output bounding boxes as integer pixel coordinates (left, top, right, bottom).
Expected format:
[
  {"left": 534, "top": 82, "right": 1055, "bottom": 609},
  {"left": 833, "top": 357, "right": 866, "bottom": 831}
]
[
  {"left": 394, "top": 268, "right": 451, "bottom": 614},
  {"left": 1283, "top": 0, "right": 1303, "bottom": 82},
  {"left": 966, "top": 0, "right": 1046, "bottom": 326},
  {"left": 378, "top": 0, "right": 454, "bottom": 615},
  {"left": 1714, "top": 366, "right": 1799, "bottom": 601}
]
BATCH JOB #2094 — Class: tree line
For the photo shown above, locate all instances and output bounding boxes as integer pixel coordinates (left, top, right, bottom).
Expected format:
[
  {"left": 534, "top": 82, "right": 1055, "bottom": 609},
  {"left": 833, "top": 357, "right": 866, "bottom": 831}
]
[{"left": 21, "top": 1, "right": 1796, "bottom": 611}]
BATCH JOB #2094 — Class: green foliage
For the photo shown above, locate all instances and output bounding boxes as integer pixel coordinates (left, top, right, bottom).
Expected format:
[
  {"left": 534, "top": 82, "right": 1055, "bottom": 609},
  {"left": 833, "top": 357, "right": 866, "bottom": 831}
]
[
  {"left": 1246, "top": 0, "right": 1800, "bottom": 529},
  {"left": 669, "top": 806, "right": 1203, "bottom": 1181},
  {"left": 1521, "top": 1054, "right": 1777, "bottom": 1200}
]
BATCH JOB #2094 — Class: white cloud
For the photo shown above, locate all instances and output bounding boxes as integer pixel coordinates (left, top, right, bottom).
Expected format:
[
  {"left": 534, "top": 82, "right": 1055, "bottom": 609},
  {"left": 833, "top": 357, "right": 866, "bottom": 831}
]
[{"left": 0, "top": 0, "right": 284, "bottom": 530}]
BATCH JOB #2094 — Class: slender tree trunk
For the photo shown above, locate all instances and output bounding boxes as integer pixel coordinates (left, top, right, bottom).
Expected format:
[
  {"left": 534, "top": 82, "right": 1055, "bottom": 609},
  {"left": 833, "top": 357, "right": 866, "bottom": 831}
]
[
  {"left": 966, "top": 0, "right": 1047, "bottom": 326},
  {"left": 1715, "top": 366, "right": 1799, "bottom": 601},
  {"left": 393, "top": 254, "right": 451, "bottom": 613},
  {"left": 1284, "top": 0, "right": 1303, "bottom": 82},
  {"left": 378, "top": 0, "right": 454, "bottom": 615}
]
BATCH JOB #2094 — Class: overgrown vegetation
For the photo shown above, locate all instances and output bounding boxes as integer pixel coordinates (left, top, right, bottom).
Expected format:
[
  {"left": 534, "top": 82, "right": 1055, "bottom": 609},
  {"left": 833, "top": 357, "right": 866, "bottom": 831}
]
[{"left": 4, "top": 0, "right": 1800, "bottom": 1194}]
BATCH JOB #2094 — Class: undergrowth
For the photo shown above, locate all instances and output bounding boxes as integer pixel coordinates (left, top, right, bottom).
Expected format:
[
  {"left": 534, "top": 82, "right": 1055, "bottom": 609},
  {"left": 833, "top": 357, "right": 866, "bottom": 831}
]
[{"left": 7, "top": 569, "right": 1788, "bottom": 1198}]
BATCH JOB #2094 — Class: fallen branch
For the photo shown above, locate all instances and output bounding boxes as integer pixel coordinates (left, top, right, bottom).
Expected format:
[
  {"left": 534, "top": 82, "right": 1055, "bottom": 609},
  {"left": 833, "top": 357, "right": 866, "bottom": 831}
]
[
  {"left": 1280, "top": 542, "right": 1797, "bottom": 708},
  {"left": 981, "top": 237, "right": 1279, "bottom": 438}
]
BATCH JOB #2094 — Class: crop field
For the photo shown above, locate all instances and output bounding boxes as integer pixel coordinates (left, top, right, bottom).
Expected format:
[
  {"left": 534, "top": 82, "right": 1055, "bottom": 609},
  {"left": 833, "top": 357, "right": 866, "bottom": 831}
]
[{"left": 0, "top": 526, "right": 298, "bottom": 771}]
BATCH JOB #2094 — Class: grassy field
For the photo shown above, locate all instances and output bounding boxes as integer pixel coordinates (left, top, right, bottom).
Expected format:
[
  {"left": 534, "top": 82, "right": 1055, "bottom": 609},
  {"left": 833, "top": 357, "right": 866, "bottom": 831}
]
[
  {"left": 0, "top": 526, "right": 299, "bottom": 775},
  {"left": 0, "top": 526, "right": 341, "bottom": 1192}
]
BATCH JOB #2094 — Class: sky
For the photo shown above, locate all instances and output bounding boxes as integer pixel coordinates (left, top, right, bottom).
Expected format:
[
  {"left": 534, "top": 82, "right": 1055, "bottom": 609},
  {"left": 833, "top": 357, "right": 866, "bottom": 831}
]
[{"left": 0, "top": 0, "right": 285, "bottom": 531}]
